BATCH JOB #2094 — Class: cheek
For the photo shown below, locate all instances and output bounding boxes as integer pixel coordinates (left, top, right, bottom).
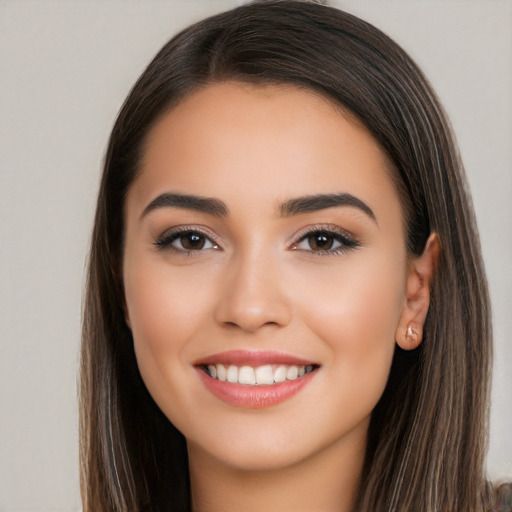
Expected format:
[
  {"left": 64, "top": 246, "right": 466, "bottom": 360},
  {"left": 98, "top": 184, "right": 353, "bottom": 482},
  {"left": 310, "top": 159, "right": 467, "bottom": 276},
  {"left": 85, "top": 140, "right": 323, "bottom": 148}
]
[
  {"left": 126, "top": 272, "right": 179, "bottom": 357},
  {"left": 296, "top": 253, "right": 406, "bottom": 401},
  {"left": 123, "top": 258, "right": 209, "bottom": 397},
  {"left": 125, "top": 258, "right": 212, "bottom": 346}
]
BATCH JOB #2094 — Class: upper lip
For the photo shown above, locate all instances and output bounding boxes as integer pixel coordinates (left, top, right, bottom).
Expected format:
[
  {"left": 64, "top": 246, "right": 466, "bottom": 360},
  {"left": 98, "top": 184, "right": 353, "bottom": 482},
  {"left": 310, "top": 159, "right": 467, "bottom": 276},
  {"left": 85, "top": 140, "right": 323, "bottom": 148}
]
[{"left": 195, "top": 350, "right": 317, "bottom": 367}]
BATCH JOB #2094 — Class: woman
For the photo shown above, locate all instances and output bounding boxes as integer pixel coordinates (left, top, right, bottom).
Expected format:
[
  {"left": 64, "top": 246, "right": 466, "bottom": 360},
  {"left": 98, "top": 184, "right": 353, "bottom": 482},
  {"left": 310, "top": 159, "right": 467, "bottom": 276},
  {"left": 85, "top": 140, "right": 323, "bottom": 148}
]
[{"left": 80, "top": 1, "right": 500, "bottom": 510}]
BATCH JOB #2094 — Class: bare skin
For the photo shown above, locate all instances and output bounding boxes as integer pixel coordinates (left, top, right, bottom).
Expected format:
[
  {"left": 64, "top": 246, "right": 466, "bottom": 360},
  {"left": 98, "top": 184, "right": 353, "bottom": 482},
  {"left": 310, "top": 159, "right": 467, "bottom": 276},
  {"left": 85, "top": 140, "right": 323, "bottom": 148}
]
[
  {"left": 123, "top": 82, "right": 438, "bottom": 512},
  {"left": 188, "top": 429, "right": 365, "bottom": 512}
]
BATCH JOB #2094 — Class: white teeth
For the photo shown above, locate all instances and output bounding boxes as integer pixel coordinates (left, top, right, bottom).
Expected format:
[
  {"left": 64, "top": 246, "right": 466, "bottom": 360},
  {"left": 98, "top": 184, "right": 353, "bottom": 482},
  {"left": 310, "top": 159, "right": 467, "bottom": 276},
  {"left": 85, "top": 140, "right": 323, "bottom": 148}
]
[
  {"left": 238, "top": 366, "right": 256, "bottom": 385},
  {"left": 286, "top": 365, "right": 299, "bottom": 380},
  {"left": 273, "top": 365, "right": 287, "bottom": 383},
  {"left": 255, "top": 365, "right": 274, "bottom": 385},
  {"left": 207, "top": 365, "right": 217, "bottom": 379},
  {"left": 216, "top": 364, "right": 226, "bottom": 381},
  {"left": 227, "top": 365, "right": 238, "bottom": 383},
  {"left": 206, "top": 363, "right": 314, "bottom": 385}
]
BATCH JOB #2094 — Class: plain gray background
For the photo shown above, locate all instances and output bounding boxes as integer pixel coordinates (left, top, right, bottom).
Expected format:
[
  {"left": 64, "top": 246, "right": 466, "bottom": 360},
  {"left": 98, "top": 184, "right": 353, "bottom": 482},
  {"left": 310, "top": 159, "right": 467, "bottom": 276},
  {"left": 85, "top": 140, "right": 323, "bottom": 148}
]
[{"left": 1, "top": 1, "right": 510, "bottom": 510}]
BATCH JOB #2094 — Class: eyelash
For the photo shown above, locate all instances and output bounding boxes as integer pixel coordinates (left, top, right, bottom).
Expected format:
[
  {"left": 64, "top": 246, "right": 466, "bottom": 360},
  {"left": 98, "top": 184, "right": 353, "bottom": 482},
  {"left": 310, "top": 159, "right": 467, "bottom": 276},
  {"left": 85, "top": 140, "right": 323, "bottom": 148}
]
[
  {"left": 154, "top": 225, "right": 360, "bottom": 256},
  {"left": 292, "top": 225, "right": 360, "bottom": 256},
  {"left": 154, "top": 226, "right": 220, "bottom": 255}
]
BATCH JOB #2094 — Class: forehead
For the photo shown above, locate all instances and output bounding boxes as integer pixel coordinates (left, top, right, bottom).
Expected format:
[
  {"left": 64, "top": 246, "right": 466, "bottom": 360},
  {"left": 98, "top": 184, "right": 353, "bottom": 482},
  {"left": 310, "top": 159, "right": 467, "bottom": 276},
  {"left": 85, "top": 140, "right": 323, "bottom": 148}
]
[{"left": 130, "top": 81, "right": 402, "bottom": 227}]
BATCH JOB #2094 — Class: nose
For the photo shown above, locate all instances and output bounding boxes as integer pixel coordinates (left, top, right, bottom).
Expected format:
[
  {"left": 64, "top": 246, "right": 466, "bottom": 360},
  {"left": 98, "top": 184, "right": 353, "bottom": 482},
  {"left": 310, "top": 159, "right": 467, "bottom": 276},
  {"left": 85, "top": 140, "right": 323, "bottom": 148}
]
[{"left": 213, "top": 250, "right": 292, "bottom": 333}]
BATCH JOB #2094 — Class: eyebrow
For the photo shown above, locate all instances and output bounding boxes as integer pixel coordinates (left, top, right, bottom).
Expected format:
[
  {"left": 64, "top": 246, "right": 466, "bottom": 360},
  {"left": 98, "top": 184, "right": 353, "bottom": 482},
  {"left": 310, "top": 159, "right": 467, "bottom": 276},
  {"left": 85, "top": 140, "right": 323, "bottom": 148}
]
[
  {"left": 141, "top": 191, "right": 376, "bottom": 223},
  {"left": 141, "top": 193, "right": 229, "bottom": 218},
  {"left": 280, "top": 193, "right": 376, "bottom": 222}
]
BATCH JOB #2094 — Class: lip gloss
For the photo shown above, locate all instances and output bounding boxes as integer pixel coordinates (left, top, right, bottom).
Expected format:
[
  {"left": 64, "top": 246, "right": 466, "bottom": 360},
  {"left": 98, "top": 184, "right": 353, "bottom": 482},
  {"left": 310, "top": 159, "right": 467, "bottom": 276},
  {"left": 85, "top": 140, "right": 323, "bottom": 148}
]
[
  {"left": 194, "top": 350, "right": 318, "bottom": 408},
  {"left": 197, "top": 368, "right": 316, "bottom": 408}
]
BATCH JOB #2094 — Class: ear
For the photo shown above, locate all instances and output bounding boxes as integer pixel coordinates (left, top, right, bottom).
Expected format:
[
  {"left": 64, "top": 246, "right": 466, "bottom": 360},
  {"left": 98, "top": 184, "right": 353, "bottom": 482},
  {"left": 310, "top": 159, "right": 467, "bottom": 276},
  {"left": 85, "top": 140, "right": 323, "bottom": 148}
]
[{"left": 396, "top": 233, "right": 439, "bottom": 350}]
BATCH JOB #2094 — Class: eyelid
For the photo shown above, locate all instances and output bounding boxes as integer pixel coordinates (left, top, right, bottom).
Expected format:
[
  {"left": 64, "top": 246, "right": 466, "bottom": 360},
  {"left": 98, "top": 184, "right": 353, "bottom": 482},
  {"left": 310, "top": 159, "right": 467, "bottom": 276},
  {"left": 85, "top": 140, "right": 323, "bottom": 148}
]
[
  {"left": 154, "top": 224, "right": 222, "bottom": 251},
  {"left": 290, "top": 223, "right": 360, "bottom": 254}
]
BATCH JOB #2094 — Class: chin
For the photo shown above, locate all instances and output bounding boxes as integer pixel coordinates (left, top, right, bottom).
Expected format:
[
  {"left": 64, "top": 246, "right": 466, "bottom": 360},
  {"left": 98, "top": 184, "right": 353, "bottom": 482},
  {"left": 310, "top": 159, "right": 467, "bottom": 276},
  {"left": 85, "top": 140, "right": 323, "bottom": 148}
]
[
  {"left": 185, "top": 412, "right": 370, "bottom": 474},
  {"left": 189, "top": 437, "right": 316, "bottom": 473}
]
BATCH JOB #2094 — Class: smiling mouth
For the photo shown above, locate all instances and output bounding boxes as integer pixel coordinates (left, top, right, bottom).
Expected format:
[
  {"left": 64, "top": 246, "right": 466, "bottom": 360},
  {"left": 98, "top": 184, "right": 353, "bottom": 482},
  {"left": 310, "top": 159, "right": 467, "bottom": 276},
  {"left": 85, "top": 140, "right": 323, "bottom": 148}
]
[
  {"left": 195, "top": 350, "right": 320, "bottom": 407},
  {"left": 201, "top": 363, "right": 317, "bottom": 386}
]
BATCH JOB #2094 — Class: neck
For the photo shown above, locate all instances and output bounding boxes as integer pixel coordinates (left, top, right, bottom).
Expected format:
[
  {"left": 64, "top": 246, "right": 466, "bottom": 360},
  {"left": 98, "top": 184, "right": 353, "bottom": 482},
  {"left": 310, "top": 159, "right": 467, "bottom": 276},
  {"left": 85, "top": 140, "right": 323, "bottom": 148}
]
[{"left": 187, "top": 426, "right": 366, "bottom": 512}]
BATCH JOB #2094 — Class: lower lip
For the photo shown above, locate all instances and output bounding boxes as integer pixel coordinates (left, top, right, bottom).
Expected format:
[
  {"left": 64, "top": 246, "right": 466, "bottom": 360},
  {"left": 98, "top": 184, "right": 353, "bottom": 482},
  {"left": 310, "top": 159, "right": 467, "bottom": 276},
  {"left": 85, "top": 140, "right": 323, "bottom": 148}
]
[{"left": 196, "top": 367, "right": 316, "bottom": 408}]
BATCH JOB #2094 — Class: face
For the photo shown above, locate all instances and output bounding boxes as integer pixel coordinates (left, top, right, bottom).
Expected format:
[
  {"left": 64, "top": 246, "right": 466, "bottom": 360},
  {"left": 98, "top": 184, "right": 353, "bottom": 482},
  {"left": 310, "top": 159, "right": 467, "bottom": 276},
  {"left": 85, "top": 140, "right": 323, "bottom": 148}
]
[{"left": 123, "top": 82, "right": 410, "bottom": 471}]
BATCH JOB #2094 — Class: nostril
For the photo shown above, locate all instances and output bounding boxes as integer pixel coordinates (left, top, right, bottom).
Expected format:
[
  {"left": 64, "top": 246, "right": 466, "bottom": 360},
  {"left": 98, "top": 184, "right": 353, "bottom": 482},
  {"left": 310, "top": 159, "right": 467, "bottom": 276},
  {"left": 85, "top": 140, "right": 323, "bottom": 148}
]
[
  {"left": 213, "top": 268, "right": 293, "bottom": 331},
  {"left": 222, "top": 318, "right": 282, "bottom": 332}
]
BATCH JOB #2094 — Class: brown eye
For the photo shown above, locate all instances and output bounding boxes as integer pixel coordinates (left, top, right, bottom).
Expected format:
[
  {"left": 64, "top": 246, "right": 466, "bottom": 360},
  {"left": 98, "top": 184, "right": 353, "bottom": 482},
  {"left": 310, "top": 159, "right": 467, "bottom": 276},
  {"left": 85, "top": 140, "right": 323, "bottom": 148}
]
[
  {"left": 307, "top": 233, "right": 334, "bottom": 251},
  {"left": 180, "top": 232, "right": 206, "bottom": 250},
  {"left": 155, "top": 229, "right": 218, "bottom": 252},
  {"left": 293, "top": 228, "right": 360, "bottom": 255}
]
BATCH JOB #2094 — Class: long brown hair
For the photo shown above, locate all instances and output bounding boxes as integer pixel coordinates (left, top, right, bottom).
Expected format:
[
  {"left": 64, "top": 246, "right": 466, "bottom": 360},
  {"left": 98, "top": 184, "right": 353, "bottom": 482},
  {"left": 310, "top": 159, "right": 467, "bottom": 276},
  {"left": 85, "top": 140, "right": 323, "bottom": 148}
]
[{"left": 80, "top": 1, "right": 492, "bottom": 510}]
